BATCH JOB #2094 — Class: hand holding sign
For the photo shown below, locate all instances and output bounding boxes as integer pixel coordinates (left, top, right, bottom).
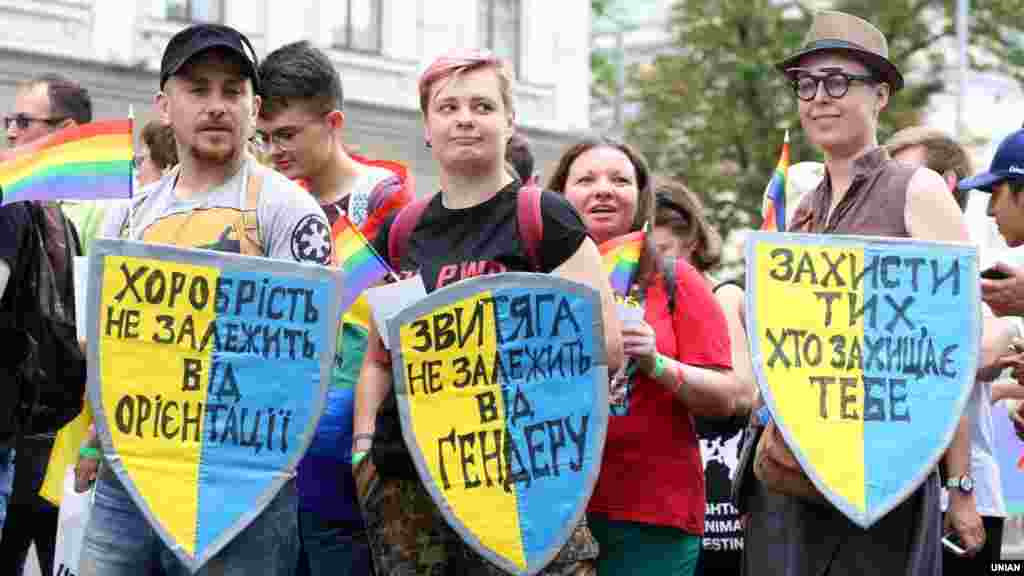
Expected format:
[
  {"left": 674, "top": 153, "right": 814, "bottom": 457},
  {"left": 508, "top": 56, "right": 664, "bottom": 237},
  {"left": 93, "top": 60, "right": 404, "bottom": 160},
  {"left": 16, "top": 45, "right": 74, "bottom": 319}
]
[
  {"left": 745, "top": 232, "right": 979, "bottom": 528},
  {"left": 386, "top": 273, "right": 609, "bottom": 576},
  {"left": 87, "top": 239, "right": 341, "bottom": 572}
]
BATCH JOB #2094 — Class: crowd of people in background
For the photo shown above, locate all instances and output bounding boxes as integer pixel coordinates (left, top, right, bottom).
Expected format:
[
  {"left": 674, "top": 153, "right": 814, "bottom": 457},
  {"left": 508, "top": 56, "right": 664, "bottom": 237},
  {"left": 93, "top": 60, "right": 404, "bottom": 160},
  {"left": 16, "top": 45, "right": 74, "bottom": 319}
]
[{"left": 1, "top": 8, "right": 1024, "bottom": 576}]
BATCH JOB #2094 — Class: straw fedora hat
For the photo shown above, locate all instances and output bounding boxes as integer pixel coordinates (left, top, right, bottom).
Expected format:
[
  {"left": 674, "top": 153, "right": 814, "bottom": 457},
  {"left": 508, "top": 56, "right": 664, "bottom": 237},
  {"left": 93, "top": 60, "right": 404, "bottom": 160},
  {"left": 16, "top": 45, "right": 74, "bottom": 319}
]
[{"left": 776, "top": 11, "right": 903, "bottom": 92}]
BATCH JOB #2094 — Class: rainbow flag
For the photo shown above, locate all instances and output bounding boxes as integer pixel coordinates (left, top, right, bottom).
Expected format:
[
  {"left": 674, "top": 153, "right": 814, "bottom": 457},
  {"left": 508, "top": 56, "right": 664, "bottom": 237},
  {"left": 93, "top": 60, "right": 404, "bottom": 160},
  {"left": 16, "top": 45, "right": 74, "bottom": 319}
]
[
  {"left": 761, "top": 130, "right": 789, "bottom": 232},
  {"left": 332, "top": 214, "right": 394, "bottom": 315},
  {"left": 599, "top": 231, "right": 644, "bottom": 296},
  {"left": 0, "top": 119, "right": 132, "bottom": 205}
]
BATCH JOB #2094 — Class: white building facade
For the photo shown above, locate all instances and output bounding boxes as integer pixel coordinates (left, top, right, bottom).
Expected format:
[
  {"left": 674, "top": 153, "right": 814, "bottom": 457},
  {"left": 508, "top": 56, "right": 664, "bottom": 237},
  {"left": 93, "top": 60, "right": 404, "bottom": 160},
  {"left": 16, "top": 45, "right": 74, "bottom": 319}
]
[{"left": 0, "top": 0, "right": 593, "bottom": 191}]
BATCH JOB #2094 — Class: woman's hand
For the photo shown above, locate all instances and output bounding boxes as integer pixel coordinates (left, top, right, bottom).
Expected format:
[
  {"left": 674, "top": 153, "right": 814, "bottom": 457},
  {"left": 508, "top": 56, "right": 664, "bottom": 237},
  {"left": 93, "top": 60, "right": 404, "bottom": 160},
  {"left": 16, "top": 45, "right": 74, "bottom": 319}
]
[{"left": 622, "top": 321, "right": 658, "bottom": 376}]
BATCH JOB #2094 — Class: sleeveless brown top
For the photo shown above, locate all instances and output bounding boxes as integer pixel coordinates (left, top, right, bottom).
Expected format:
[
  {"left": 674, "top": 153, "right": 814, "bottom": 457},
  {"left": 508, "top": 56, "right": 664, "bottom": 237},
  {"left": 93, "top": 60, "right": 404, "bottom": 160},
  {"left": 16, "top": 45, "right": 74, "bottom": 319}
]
[
  {"left": 750, "top": 146, "right": 943, "bottom": 576},
  {"left": 788, "top": 147, "right": 917, "bottom": 237}
]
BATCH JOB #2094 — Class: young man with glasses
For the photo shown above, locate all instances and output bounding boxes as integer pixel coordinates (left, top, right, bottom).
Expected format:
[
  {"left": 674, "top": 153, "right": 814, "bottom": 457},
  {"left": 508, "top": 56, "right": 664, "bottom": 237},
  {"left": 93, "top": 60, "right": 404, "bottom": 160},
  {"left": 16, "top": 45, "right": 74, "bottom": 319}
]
[
  {"left": 742, "top": 11, "right": 981, "bottom": 576},
  {"left": 257, "top": 40, "right": 411, "bottom": 576},
  {"left": 0, "top": 72, "right": 93, "bottom": 576}
]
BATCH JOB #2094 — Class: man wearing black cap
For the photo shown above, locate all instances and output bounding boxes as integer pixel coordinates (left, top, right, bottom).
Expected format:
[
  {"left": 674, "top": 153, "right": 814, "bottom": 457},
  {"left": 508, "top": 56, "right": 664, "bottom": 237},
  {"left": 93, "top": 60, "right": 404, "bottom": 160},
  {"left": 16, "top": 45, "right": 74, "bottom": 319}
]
[
  {"left": 742, "top": 10, "right": 982, "bottom": 576},
  {"left": 77, "top": 23, "right": 331, "bottom": 576}
]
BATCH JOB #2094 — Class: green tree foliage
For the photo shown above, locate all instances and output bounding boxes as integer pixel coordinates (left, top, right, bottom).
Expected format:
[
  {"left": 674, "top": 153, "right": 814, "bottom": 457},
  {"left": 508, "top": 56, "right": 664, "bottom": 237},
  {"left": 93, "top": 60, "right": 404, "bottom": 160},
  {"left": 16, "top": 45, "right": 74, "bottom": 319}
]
[{"left": 625, "top": 0, "right": 1024, "bottom": 243}]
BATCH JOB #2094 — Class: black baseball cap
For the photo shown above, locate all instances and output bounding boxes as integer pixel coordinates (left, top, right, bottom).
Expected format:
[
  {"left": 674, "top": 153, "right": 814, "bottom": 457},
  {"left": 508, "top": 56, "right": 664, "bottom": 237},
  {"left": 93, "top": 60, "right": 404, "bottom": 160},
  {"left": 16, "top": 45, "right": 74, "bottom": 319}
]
[
  {"left": 160, "top": 24, "right": 259, "bottom": 91},
  {"left": 957, "top": 129, "right": 1024, "bottom": 193}
]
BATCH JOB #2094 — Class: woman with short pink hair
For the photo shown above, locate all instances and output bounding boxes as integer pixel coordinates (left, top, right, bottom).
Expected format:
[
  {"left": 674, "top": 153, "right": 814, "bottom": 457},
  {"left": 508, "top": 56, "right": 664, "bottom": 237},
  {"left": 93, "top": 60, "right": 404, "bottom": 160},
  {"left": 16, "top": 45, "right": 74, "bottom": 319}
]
[{"left": 351, "top": 50, "right": 623, "bottom": 575}]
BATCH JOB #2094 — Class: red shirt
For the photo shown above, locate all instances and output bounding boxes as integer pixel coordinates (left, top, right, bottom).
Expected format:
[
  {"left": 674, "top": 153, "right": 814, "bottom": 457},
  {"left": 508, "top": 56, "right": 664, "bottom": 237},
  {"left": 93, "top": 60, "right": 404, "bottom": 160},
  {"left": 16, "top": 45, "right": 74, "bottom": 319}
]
[{"left": 587, "top": 259, "right": 732, "bottom": 535}]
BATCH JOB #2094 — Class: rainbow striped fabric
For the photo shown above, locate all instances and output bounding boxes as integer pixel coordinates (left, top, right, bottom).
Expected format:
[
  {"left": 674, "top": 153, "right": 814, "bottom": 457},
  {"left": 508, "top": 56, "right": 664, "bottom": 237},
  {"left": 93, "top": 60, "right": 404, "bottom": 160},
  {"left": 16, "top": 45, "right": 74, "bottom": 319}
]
[
  {"left": 761, "top": 131, "right": 790, "bottom": 232},
  {"left": 332, "top": 214, "right": 393, "bottom": 315},
  {"left": 0, "top": 119, "right": 133, "bottom": 205},
  {"left": 600, "top": 231, "right": 644, "bottom": 296}
]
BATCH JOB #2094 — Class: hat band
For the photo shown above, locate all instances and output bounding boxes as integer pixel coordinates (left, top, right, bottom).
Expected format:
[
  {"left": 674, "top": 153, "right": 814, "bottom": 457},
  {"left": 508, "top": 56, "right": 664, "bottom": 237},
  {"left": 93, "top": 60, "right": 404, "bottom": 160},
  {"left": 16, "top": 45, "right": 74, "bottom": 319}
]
[{"left": 800, "top": 38, "right": 876, "bottom": 56}]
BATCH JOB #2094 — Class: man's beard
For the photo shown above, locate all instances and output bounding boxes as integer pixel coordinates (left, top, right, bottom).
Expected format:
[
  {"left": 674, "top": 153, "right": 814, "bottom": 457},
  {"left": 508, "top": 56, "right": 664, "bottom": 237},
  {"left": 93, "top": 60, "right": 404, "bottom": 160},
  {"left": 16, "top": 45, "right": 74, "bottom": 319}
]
[{"left": 190, "top": 140, "right": 236, "bottom": 165}]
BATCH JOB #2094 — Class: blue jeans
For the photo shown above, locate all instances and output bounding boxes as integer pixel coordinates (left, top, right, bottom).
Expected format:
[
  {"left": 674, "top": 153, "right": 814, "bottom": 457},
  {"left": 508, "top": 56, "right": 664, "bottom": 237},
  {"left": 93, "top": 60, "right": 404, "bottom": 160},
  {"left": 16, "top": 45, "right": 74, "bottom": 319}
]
[
  {"left": 0, "top": 448, "right": 13, "bottom": 536},
  {"left": 79, "top": 472, "right": 298, "bottom": 576},
  {"left": 296, "top": 509, "right": 372, "bottom": 576}
]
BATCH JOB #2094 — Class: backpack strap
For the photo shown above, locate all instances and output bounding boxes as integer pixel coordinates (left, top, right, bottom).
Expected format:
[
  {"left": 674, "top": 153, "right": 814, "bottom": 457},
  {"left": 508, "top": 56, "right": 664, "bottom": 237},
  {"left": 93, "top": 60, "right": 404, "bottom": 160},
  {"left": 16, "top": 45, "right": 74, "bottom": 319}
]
[
  {"left": 517, "top": 185, "right": 544, "bottom": 272},
  {"left": 386, "top": 194, "right": 433, "bottom": 271},
  {"left": 240, "top": 164, "right": 265, "bottom": 257},
  {"left": 386, "top": 185, "right": 544, "bottom": 273}
]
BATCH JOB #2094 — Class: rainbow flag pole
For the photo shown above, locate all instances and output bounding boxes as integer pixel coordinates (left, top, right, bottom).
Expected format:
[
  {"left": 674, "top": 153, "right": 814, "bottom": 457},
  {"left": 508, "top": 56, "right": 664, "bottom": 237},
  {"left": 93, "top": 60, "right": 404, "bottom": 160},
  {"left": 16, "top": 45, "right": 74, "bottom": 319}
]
[
  {"left": 0, "top": 118, "right": 133, "bottom": 205},
  {"left": 761, "top": 130, "right": 790, "bottom": 232},
  {"left": 332, "top": 214, "right": 398, "bottom": 316}
]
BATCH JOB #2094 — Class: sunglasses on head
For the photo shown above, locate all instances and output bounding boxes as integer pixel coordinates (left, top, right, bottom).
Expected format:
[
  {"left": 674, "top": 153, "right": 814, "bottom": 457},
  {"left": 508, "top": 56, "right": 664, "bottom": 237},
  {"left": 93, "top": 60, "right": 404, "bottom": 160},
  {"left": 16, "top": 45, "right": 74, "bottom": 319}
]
[{"left": 3, "top": 114, "right": 67, "bottom": 131}]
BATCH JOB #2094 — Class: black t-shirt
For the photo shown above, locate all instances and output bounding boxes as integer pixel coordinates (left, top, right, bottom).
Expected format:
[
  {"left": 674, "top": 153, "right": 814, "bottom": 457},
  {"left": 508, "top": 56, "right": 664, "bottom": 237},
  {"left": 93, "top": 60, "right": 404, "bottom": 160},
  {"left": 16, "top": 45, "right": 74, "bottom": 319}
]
[
  {"left": 369, "top": 183, "right": 588, "bottom": 478},
  {"left": 372, "top": 182, "right": 587, "bottom": 292}
]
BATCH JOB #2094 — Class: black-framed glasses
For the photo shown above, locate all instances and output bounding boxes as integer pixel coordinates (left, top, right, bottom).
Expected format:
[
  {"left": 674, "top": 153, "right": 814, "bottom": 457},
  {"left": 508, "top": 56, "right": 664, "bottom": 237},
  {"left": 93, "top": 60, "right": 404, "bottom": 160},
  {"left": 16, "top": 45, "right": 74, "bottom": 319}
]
[
  {"left": 252, "top": 116, "right": 328, "bottom": 153},
  {"left": 3, "top": 114, "right": 67, "bottom": 131},
  {"left": 789, "top": 70, "right": 877, "bottom": 101}
]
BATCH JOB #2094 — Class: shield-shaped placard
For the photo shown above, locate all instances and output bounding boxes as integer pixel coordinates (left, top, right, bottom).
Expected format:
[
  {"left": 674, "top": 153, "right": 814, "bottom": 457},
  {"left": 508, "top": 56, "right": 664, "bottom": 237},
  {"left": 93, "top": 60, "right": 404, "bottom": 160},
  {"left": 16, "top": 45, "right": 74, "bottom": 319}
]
[
  {"left": 87, "top": 238, "right": 340, "bottom": 572},
  {"left": 387, "top": 273, "right": 609, "bottom": 575},
  {"left": 745, "top": 231, "right": 979, "bottom": 528}
]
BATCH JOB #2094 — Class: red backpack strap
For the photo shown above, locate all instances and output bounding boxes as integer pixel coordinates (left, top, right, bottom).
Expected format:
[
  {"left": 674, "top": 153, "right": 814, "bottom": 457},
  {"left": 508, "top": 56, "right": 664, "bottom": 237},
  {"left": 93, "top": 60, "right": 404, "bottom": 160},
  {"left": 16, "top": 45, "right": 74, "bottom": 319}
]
[
  {"left": 517, "top": 185, "right": 544, "bottom": 271},
  {"left": 386, "top": 194, "right": 433, "bottom": 271}
]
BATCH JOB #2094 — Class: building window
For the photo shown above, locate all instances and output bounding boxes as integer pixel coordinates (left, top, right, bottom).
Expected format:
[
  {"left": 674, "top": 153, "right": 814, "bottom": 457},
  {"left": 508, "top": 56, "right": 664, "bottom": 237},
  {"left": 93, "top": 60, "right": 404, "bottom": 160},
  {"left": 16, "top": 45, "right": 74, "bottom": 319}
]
[
  {"left": 156, "top": 0, "right": 223, "bottom": 22},
  {"left": 478, "top": 0, "right": 520, "bottom": 77},
  {"left": 331, "top": 0, "right": 383, "bottom": 54}
]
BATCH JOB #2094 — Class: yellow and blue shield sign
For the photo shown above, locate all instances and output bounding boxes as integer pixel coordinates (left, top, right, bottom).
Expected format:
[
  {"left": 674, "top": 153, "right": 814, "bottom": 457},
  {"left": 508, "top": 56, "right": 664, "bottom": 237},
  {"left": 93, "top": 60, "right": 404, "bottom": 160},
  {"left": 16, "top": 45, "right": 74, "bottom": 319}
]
[
  {"left": 387, "top": 273, "right": 609, "bottom": 575},
  {"left": 746, "top": 232, "right": 979, "bottom": 528},
  {"left": 86, "top": 239, "right": 341, "bottom": 572}
]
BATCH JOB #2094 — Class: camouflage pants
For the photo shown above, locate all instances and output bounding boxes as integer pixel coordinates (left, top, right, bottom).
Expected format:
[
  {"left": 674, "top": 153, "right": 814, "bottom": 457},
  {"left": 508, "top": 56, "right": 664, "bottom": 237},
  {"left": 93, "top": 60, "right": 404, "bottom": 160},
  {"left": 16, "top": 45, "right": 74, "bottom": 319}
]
[{"left": 354, "top": 457, "right": 598, "bottom": 576}]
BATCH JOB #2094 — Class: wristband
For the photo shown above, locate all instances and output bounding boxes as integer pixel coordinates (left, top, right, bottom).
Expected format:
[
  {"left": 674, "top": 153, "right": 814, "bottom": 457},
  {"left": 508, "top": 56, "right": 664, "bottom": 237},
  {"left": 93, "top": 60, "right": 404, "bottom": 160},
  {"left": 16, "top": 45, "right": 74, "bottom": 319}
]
[
  {"left": 352, "top": 432, "right": 374, "bottom": 445},
  {"left": 79, "top": 446, "right": 101, "bottom": 460},
  {"left": 351, "top": 450, "right": 369, "bottom": 466},
  {"left": 651, "top": 354, "right": 667, "bottom": 379}
]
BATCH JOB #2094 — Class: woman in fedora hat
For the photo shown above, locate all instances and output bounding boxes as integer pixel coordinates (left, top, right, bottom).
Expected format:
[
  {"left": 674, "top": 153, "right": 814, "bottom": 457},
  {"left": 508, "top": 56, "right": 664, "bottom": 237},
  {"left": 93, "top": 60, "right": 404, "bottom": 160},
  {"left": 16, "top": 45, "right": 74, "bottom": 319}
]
[{"left": 743, "top": 10, "right": 984, "bottom": 576}]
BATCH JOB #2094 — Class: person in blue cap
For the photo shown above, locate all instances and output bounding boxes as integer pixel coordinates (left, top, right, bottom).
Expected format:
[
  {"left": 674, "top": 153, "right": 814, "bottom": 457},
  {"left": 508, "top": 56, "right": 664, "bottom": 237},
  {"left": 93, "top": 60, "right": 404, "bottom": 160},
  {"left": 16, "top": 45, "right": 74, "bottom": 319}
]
[
  {"left": 959, "top": 129, "right": 1024, "bottom": 454},
  {"left": 961, "top": 128, "right": 1024, "bottom": 314}
]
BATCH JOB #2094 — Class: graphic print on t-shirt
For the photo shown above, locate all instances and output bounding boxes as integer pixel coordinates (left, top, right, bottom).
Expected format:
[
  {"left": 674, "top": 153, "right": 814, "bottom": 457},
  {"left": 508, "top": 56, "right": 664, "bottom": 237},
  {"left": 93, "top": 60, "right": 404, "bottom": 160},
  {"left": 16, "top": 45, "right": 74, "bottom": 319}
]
[
  {"left": 140, "top": 208, "right": 254, "bottom": 254},
  {"left": 700, "top": 429, "right": 745, "bottom": 555},
  {"left": 290, "top": 213, "right": 332, "bottom": 264}
]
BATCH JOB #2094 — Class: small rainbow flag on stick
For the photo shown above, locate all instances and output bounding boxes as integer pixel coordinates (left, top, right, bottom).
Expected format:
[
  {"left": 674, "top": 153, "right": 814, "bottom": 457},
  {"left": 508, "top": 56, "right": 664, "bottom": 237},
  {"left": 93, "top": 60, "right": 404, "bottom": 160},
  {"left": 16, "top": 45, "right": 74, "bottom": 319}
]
[
  {"left": 332, "top": 214, "right": 396, "bottom": 315},
  {"left": 760, "top": 130, "right": 789, "bottom": 232},
  {"left": 0, "top": 119, "right": 133, "bottom": 205},
  {"left": 599, "top": 230, "right": 644, "bottom": 296}
]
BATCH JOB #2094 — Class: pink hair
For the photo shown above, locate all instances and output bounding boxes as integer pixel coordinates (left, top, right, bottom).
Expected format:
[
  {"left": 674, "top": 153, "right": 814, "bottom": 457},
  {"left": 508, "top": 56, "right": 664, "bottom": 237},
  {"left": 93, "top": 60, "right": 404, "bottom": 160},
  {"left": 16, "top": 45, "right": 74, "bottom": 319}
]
[{"left": 418, "top": 49, "right": 514, "bottom": 117}]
